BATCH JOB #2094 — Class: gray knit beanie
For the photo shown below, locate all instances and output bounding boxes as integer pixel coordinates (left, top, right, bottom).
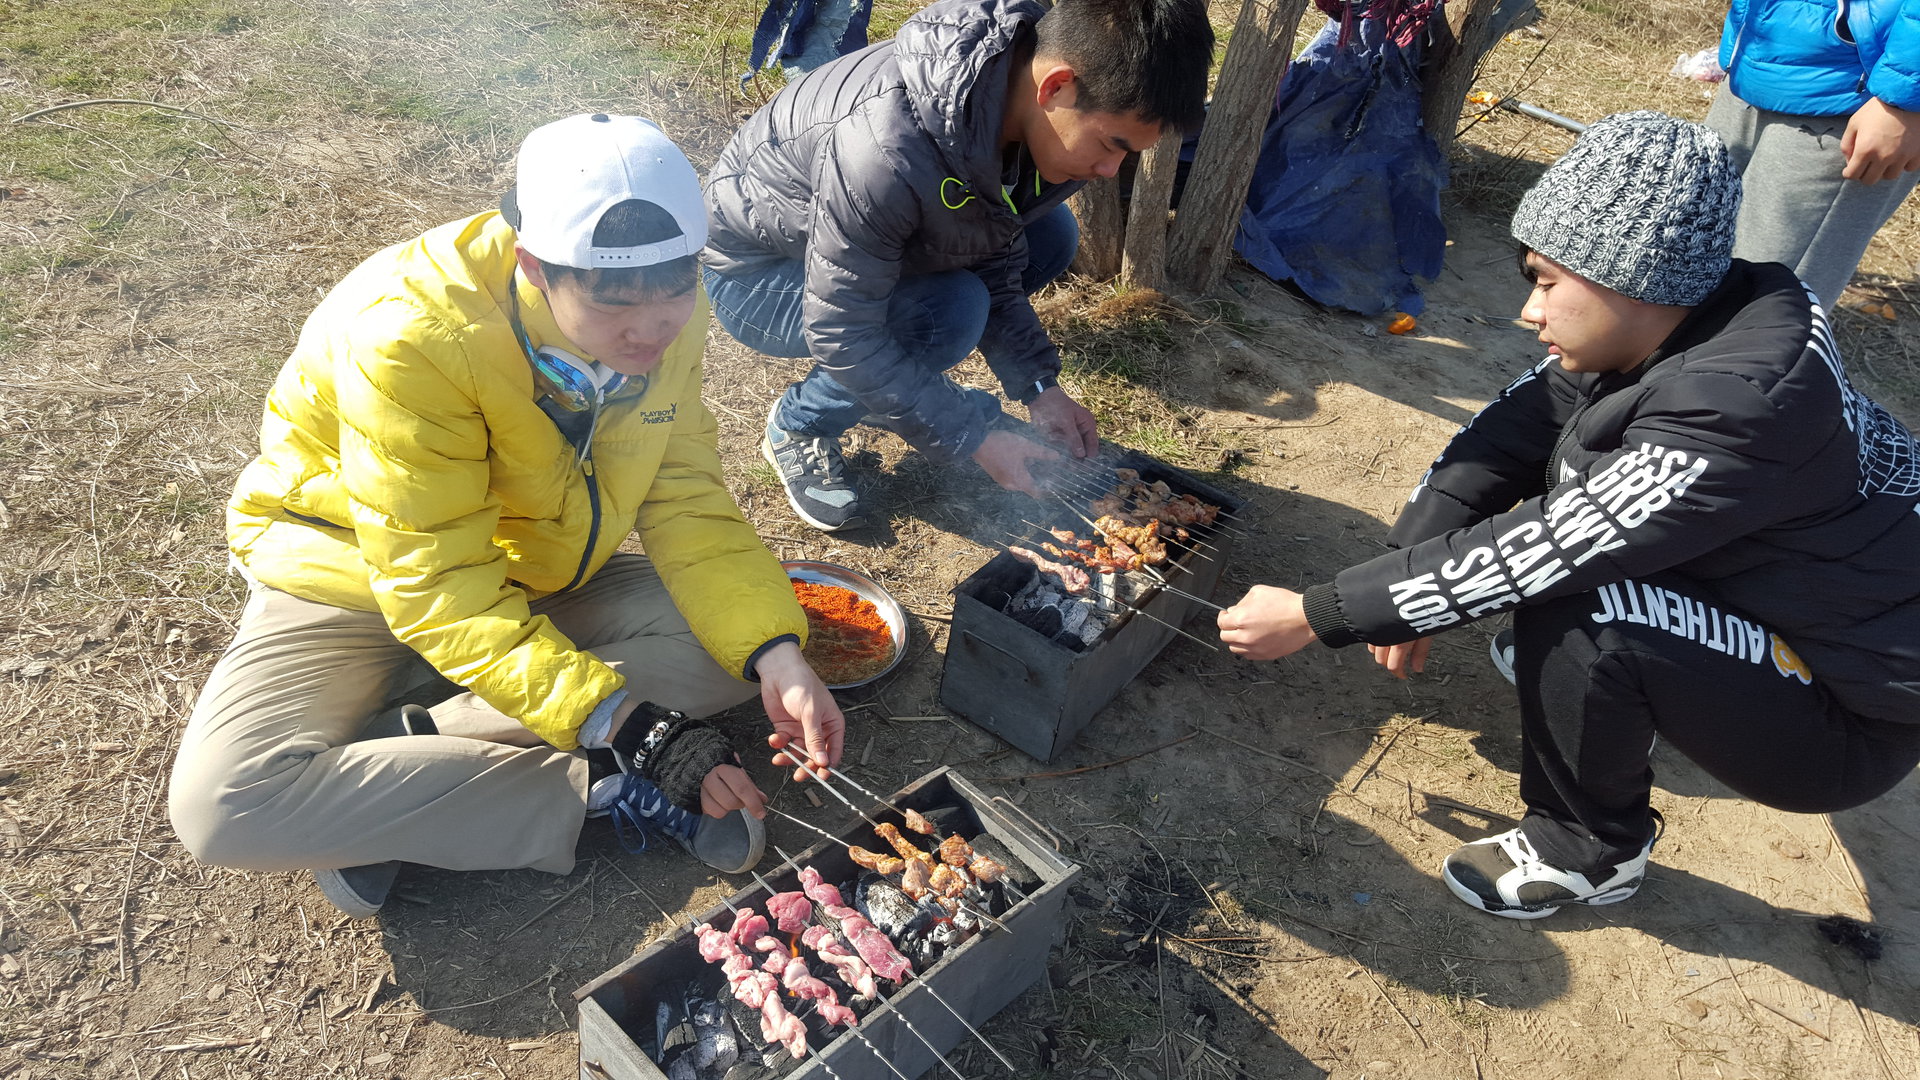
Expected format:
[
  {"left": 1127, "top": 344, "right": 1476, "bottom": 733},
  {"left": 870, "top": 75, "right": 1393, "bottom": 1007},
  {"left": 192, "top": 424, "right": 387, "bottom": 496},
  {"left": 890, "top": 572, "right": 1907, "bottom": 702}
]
[{"left": 1510, "top": 111, "right": 1741, "bottom": 306}]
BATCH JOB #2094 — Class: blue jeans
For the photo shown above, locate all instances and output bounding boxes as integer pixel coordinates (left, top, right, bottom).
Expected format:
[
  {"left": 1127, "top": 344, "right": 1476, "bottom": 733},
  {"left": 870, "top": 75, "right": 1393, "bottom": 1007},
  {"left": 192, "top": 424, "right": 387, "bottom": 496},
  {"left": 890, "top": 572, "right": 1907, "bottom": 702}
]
[{"left": 704, "top": 203, "right": 1079, "bottom": 437}]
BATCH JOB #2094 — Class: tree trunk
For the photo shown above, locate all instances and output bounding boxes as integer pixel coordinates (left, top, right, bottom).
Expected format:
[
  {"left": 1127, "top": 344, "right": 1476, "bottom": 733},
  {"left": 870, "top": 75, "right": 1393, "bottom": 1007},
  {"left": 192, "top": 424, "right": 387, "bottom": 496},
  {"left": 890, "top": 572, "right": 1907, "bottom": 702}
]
[
  {"left": 1166, "top": 0, "right": 1311, "bottom": 295},
  {"left": 1068, "top": 177, "right": 1124, "bottom": 280},
  {"left": 1421, "top": 0, "right": 1526, "bottom": 159},
  {"left": 1120, "top": 126, "right": 1184, "bottom": 292}
]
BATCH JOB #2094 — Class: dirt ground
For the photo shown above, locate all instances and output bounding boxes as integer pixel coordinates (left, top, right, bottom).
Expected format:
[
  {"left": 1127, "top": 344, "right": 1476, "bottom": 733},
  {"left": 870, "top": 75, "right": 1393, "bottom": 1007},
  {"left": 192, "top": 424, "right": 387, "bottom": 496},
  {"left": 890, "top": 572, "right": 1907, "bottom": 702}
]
[{"left": 3, "top": 1, "right": 1919, "bottom": 1079}]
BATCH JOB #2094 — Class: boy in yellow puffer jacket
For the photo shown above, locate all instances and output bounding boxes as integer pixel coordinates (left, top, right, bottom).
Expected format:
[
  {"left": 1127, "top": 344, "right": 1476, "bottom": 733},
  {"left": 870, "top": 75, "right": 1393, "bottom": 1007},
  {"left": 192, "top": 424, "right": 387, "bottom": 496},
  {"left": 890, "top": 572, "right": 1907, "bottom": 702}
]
[{"left": 168, "top": 114, "right": 844, "bottom": 918}]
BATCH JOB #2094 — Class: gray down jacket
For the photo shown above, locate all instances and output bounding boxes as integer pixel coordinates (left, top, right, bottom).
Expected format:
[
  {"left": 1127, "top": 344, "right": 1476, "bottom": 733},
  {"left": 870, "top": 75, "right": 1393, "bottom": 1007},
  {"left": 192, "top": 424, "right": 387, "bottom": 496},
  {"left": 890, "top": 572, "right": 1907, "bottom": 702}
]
[{"left": 704, "top": 0, "right": 1082, "bottom": 464}]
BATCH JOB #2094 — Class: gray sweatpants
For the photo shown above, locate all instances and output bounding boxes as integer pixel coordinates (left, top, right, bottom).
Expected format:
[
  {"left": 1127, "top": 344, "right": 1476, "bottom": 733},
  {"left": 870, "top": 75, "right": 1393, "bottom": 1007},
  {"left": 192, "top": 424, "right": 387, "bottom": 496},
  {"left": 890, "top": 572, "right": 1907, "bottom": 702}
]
[
  {"left": 168, "top": 554, "right": 757, "bottom": 875},
  {"left": 1705, "top": 85, "right": 1920, "bottom": 312}
]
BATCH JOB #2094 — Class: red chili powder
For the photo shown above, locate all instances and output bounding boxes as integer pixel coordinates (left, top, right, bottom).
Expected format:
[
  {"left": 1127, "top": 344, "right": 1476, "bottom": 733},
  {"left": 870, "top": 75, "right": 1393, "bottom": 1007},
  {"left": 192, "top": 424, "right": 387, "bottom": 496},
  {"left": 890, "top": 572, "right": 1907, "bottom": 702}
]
[{"left": 793, "top": 581, "right": 897, "bottom": 685}]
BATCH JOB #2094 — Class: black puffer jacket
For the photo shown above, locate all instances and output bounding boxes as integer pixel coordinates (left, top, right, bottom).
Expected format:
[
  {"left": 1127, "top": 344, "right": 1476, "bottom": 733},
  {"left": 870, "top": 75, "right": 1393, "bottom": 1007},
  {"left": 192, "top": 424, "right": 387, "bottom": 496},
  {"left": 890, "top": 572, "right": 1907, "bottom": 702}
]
[
  {"left": 703, "top": 0, "right": 1080, "bottom": 464},
  {"left": 1303, "top": 261, "right": 1920, "bottom": 725}
]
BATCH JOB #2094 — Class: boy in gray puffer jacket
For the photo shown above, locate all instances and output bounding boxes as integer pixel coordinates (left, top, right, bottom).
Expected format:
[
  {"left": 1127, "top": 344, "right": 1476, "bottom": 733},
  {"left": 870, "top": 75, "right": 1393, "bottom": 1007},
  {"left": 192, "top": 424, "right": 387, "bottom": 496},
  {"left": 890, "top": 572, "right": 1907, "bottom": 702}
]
[{"left": 703, "top": 0, "right": 1213, "bottom": 531}]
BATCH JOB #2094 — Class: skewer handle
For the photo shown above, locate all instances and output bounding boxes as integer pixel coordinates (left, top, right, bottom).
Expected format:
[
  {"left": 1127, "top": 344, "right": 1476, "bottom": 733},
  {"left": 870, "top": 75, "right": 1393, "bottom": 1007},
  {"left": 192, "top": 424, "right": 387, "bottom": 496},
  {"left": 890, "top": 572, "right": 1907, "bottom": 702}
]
[{"left": 918, "top": 983, "right": 1022, "bottom": 1073}]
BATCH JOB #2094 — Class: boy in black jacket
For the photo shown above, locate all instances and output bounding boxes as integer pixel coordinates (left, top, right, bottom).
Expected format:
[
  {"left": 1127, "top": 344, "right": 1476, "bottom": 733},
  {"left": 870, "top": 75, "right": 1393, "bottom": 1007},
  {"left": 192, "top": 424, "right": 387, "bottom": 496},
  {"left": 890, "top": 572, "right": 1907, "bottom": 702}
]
[{"left": 1219, "top": 112, "right": 1920, "bottom": 920}]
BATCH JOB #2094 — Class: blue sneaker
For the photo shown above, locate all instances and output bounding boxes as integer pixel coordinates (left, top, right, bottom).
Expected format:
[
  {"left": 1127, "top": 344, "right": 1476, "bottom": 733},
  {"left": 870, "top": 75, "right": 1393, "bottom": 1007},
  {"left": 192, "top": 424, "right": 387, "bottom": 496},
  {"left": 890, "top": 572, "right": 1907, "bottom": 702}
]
[
  {"left": 762, "top": 402, "right": 865, "bottom": 532},
  {"left": 590, "top": 773, "right": 765, "bottom": 874}
]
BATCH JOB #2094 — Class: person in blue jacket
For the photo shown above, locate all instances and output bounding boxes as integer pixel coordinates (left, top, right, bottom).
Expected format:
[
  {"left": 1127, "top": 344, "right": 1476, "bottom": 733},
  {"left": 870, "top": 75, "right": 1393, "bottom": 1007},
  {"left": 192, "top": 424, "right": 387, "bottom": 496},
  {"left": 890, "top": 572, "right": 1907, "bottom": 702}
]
[{"left": 1706, "top": 0, "right": 1920, "bottom": 311}]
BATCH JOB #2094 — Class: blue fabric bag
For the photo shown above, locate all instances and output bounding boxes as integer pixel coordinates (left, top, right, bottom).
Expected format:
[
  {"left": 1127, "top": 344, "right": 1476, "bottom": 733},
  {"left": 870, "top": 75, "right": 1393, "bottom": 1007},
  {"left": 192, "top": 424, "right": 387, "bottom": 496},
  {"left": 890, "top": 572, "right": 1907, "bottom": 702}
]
[
  {"left": 1234, "top": 14, "right": 1446, "bottom": 315},
  {"left": 745, "top": 0, "right": 873, "bottom": 84}
]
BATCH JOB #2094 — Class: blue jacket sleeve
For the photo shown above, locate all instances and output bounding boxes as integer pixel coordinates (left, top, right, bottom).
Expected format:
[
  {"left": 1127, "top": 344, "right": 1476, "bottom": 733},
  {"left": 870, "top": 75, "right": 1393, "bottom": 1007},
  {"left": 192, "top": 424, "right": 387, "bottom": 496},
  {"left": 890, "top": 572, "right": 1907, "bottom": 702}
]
[{"left": 1867, "top": 0, "right": 1920, "bottom": 110}]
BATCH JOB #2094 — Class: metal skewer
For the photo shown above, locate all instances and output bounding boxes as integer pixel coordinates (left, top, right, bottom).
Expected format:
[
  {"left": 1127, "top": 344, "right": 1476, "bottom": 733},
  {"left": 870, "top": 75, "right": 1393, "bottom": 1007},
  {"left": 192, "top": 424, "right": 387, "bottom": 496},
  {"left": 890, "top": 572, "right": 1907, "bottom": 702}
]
[
  {"left": 765, "top": 857, "right": 970, "bottom": 1080},
  {"left": 822, "top": 767, "right": 900, "bottom": 818},
  {"left": 1040, "top": 459, "right": 1250, "bottom": 534},
  {"left": 915, "top": 983, "right": 1022, "bottom": 1072},
  {"left": 787, "top": 759, "right": 890, "bottom": 832},
  {"left": 766, "top": 846, "right": 1022, "bottom": 1072},
  {"left": 767, "top": 804, "right": 865, "bottom": 849},
  {"left": 708, "top": 890, "right": 919, "bottom": 1080},
  {"left": 763, "top": 806, "right": 1014, "bottom": 931},
  {"left": 1078, "top": 589, "right": 1222, "bottom": 652},
  {"left": 993, "top": 534, "right": 1222, "bottom": 651},
  {"left": 1144, "top": 578, "right": 1225, "bottom": 613},
  {"left": 1047, "top": 505, "right": 1225, "bottom": 600}
]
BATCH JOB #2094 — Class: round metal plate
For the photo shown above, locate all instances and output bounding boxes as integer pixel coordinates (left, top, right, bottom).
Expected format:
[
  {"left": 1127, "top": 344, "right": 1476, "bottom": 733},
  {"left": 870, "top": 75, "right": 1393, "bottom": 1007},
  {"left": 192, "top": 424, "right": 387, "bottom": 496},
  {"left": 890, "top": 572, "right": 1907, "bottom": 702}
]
[{"left": 782, "top": 560, "right": 910, "bottom": 689}]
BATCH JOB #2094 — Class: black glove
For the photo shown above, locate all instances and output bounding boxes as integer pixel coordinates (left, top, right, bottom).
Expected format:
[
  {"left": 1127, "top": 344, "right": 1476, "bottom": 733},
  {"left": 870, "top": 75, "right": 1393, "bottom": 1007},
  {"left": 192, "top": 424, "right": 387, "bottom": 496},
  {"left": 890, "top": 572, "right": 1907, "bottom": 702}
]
[{"left": 611, "top": 702, "right": 737, "bottom": 811}]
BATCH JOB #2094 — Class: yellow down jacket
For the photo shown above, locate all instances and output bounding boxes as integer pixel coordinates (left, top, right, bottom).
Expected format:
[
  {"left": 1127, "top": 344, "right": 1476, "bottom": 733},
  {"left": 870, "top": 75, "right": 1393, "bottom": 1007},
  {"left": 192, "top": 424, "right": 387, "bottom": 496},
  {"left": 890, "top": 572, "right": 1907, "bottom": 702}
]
[{"left": 227, "top": 211, "right": 804, "bottom": 749}]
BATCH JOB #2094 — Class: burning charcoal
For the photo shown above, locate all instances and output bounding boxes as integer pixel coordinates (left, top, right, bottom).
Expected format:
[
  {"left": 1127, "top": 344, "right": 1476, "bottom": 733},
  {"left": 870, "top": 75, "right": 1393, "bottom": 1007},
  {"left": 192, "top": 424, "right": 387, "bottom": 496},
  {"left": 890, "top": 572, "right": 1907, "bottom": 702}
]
[
  {"left": 1009, "top": 604, "right": 1062, "bottom": 637},
  {"left": 653, "top": 979, "right": 699, "bottom": 1065},
  {"left": 906, "top": 932, "right": 940, "bottom": 970},
  {"left": 854, "top": 873, "right": 928, "bottom": 940},
  {"left": 690, "top": 1000, "right": 739, "bottom": 1073},
  {"left": 713, "top": 982, "right": 767, "bottom": 1068},
  {"left": 928, "top": 913, "right": 972, "bottom": 951},
  {"left": 950, "top": 907, "right": 981, "bottom": 935}
]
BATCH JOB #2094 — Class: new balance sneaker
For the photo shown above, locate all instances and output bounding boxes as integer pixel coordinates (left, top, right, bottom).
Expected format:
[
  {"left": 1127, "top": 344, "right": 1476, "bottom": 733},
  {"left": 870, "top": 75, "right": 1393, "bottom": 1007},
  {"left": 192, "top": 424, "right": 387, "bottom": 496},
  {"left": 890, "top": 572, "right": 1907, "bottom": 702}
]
[
  {"left": 1441, "top": 823, "right": 1655, "bottom": 920},
  {"left": 589, "top": 773, "right": 765, "bottom": 875},
  {"left": 313, "top": 862, "right": 401, "bottom": 919},
  {"left": 762, "top": 405, "right": 864, "bottom": 531},
  {"left": 1489, "top": 628, "right": 1517, "bottom": 686}
]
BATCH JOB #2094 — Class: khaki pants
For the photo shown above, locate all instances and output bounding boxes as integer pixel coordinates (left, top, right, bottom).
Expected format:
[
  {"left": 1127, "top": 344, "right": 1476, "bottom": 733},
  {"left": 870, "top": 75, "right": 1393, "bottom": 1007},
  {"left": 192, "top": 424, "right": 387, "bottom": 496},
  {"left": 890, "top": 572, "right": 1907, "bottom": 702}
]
[{"left": 168, "top": 554, "right": 756, "bottom": 875}]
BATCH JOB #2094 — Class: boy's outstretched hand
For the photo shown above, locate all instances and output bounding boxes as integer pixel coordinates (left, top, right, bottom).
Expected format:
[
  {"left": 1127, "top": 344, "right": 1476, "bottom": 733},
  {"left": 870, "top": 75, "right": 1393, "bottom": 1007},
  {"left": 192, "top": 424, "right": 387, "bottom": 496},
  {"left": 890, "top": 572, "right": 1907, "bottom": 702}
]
[
  {"left": 755, "top": 639, "right": 846, "bottom": 783},
  {"left": 1218, "top": 584, "right": 1318, "bottom": 660}
]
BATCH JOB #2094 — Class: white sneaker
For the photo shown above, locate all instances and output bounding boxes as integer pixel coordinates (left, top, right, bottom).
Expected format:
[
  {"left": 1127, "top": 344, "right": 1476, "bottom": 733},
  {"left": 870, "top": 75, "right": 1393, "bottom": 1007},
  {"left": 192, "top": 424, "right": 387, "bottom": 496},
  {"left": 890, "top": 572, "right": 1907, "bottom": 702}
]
[{"left": 1441, "top": 824, "right": 1655, "bottom": 920}]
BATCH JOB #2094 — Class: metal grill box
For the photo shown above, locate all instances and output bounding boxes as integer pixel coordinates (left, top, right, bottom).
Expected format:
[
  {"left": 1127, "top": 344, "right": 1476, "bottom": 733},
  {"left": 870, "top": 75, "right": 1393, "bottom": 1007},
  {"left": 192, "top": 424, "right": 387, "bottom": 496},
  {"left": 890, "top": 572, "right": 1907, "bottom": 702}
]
[
  {"left": 939, "top": 453, "right": 1245, "bottom": 762},
  {"left": 573, "top": 767, "right": 1079, "bottom": 1080}
]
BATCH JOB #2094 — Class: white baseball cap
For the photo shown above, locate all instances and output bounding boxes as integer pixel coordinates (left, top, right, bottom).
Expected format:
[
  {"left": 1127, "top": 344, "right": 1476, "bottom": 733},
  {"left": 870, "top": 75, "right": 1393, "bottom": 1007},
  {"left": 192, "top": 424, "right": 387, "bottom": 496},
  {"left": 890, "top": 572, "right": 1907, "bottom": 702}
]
[{"left": 502, "top": 113, "right": 707, "bottom": 270}]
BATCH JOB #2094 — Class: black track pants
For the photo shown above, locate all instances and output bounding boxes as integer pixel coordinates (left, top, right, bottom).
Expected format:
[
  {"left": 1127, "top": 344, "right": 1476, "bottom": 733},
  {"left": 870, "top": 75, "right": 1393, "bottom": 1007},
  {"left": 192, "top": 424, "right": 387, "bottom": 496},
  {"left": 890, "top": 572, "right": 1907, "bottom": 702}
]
[{"left": 1509, "top": 572, "right": 1920, "bottom": 873}]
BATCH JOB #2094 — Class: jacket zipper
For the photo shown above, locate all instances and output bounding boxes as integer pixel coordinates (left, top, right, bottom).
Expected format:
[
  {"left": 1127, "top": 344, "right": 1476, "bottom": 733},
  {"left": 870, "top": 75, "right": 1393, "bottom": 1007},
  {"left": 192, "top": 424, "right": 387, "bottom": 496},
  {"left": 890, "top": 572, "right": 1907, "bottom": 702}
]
[
  {"left": 562, "top": 400, "right": 604, "bottom": 592},
  {"left": 1546, "top": 395, "right": 1595, "bottom": 490}
]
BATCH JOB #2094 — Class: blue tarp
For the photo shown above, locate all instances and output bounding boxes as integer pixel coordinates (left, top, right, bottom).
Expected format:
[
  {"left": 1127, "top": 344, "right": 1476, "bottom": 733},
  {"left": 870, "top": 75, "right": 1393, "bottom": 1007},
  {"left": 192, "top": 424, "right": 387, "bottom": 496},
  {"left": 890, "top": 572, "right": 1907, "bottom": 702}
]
[{"left": 1234, "top": 16, "right": 1447, "bottom": 316}]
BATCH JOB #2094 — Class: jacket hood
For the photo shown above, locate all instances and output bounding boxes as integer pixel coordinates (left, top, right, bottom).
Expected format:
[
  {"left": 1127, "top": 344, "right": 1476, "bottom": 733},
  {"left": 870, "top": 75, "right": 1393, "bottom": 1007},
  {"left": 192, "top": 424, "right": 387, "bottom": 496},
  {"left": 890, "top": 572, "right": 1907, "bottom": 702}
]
[{"left": 894, "top": 0, "right": 1045, "bottom": 186}]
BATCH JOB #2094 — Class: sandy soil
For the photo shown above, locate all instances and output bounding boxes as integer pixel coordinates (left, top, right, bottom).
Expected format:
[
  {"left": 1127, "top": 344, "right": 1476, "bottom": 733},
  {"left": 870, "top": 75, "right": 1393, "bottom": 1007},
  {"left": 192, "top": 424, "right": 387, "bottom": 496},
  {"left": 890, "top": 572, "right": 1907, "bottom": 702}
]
[{"left": 2, "top": 2, "right": 1918, "bottom": 1078}]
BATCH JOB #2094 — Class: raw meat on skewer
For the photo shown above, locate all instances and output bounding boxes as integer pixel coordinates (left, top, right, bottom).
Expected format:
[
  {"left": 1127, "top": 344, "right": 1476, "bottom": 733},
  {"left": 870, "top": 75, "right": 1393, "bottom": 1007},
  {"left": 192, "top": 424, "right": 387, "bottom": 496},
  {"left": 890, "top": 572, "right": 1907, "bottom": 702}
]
[
  {"left": 801, "top": 924, "right": 879, "bottom": 1000},
  {"left": 760, "top": 996, "right": 810, "bottom": 1057},
  {"left": 800, "top": 866, "right": 915, "bottom": 982},
  {"left": 776, "top": 954, "right": 836, "bottom": 1003},
  {"left": 728, "top": 908, "right": 769, "bottom": 946},
  {"left": 692, "top": 921, "right": 810, "bottom": 1059},
  {"left": 765, "top": 891, "right": 813, "bottom": 933}
]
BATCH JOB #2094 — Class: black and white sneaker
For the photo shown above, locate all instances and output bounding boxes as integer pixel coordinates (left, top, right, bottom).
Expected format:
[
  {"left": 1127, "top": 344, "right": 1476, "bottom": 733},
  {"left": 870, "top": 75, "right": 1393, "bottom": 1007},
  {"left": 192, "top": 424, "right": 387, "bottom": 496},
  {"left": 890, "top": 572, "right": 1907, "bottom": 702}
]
[
  {"left": 762, "top": 405, "right": 865, "bottom": 532},
  {"left": 1441, "top": 824, "right": 1655, "bottom": 920},
  {"left": 1489, "top": 628, "right": 1516, "bottom": 685}
]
